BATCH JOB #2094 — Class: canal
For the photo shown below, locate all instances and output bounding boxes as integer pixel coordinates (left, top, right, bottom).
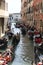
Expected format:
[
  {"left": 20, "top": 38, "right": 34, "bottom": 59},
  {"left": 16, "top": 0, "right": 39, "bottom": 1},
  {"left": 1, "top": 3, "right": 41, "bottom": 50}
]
[{"left": 11, "top": 32, "right": 34, "bottom": 65}]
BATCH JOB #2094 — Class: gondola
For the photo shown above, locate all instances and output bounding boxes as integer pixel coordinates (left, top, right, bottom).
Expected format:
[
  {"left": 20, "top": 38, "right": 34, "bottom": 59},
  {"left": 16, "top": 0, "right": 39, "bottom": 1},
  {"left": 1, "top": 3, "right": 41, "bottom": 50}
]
[{"left": 0, "top": 38, "right": 8, "bottom": 49}]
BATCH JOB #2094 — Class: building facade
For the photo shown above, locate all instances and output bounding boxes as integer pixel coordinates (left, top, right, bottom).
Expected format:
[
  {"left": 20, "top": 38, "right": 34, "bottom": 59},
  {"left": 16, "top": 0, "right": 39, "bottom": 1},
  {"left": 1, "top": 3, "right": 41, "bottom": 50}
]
[
  {"left": 21, "top": 0, "right": 27, "bottom": 23},
  {"left": 21, "top": 0, "right": 43, "bottom": 32},
  {"left": 21, "top": 0, "right": 33, "bottom": 25},
  {"left": 0, "top": 0, "right": 9, "bottom": 38},
  {"left": 33, "top": 0, "right": 43, "bottom": 32},
  {"left": 26, "top": 0, "right": 33, "bottom": 26}
]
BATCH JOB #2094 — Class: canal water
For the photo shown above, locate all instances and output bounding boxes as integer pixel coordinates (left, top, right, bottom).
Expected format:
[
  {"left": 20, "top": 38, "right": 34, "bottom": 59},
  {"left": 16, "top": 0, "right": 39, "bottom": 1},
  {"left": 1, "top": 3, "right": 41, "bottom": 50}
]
[{"left": 11, "top": 33, "right": 34, "bottom": 65}]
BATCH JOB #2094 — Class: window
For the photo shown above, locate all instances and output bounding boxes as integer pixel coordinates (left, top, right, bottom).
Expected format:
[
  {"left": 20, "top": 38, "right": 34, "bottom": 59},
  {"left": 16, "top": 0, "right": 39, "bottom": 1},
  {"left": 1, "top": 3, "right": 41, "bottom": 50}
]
[
  {"left": 0, "top": 2, "right": 1, "bottom": 6},
  {"left": 12, "top": 17, "right": 13, "bottom": 19},
  {"left": 34, "top": 20, "right": 37, "bottom": 25},
  {"left": 27, "top": 14, "right": 33, "bottom": 21},
  {"left": 29, "top": 7, "right": 30, "bottom": 13},
  {"left": 2, "top": 21, "right": 4, "bottom": 33},
  {"left": 1, "top": 18, "right": 4, "bottom": 33},
  {"left": 42, "top": 2, "right": 43, "bottom": 12},
  {"left": 30, "top": 7, "right": 33, "bottom": 13},
  {"left": 24, "top": 13, "right": 25, "bottom": 16},
  {"left": 27, "top": 0, "right": 32, "bottom": 3},
  {"left": 21, "top": 14, "right": 22, "bottom": 16},
  {"left": 24, "top": 2, "right": 27, "bottom": 7},
  {"left": 0, "top": 2, "right": 1, "bottom": 8},
  {"left": 27, "top": 7, "right": 33, "bottom": 13},
  {"left": 10, "top": 17, "right": 11, "bottom": 20},
  {"left": 27, "top": 7, "right": 30, "bottom": 13},
  {"left": 40, "top": 20, "right": 43, "bottom": 27},
  {"left": 21, "top": 0, "right": 22, "bottom": 2}
]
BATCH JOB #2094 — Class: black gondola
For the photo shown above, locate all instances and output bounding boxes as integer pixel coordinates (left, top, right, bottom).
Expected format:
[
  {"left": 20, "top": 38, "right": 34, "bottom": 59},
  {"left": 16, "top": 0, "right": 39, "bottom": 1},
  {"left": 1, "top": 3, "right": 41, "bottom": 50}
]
[{"left": 0, "top": 38, "right": 8, "bottom": 49}]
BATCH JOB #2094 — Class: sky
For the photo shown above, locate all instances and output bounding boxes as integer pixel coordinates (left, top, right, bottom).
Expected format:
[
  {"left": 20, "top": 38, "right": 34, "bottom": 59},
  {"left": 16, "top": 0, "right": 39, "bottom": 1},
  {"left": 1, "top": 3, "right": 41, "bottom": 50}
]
[{"left": 6, "top": 0, "right": 21, "bottom": 13}]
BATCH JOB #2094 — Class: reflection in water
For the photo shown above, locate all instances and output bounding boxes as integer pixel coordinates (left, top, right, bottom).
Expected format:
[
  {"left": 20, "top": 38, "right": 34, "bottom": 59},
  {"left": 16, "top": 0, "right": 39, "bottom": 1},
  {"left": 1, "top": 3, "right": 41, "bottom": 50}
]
[{"left": 12, "top": 33, "right": 34, "bottom": 65}]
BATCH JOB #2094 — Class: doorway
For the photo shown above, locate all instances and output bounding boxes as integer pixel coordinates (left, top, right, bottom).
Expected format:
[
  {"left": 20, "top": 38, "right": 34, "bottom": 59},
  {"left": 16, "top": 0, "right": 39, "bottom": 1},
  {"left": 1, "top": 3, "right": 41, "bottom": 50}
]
[{"left": 0, "top": 18, "right": 4, "bottom": 33}]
